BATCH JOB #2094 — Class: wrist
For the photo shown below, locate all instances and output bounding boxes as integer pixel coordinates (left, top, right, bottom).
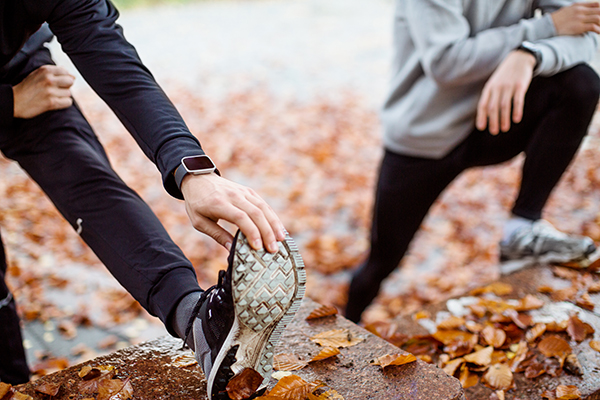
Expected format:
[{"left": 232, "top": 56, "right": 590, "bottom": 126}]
[{"left": 516, "top": 42, "right": 541, "bottom": 69}]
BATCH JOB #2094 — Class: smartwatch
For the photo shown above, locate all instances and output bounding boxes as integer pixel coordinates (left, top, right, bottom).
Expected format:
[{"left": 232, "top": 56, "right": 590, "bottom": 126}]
[
  {"left": 517, "top": 42, "right": 541, "bottom": 68},
  {"left": 174, "top": 155, "right": 217, "bottom": 191}
]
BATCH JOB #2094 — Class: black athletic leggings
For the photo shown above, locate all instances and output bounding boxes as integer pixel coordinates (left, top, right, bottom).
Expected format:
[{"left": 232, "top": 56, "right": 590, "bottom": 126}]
[
  {"left": 346, "top": 64, "right": 600, "bottom": 323},
  {"left": 0, "top": 47, "right": 202, "bottom": 383}
]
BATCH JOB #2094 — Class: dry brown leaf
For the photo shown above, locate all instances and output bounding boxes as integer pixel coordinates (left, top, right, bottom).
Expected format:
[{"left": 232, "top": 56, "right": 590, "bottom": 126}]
[
  {"left": 516, "top": 294, "right": 545, "bottom": 311},
  {"left": 170, "top": 353, "right": 198, "bottom": 368},
  {"left": 483, "top": 363, "right": 513, "bottom": 391},
  {"left": 552, "top": 286, "right": 578, "bottom": 302},
  {"left": 459, "top": 365, "right": 479, "bottom": 389},
  {"left": 509, "top": 341, "right": 528, "bottom": 372},
  {"left": 33, "top": 381, "right": 60, "bottom": 396},
  {"left": 371, "top": 353, "right": 417, "bottom": 368},
  {"left": 541, "top": 389, "right": 557, "bottom": 400},
  {"left": 482, "top": 326, "right": 506, "bottom": 348},
  {"left": 96, "top": 378, "right": 133, "bottom": 400},
  {"left": 490, "top": 390, "right": 505, "bottom": 400},
  {"left": 442, "top": 357, "right": 464, "bottom": 376},
  {"left": 308, "top": 388, "right": 345, "bottom": 400},
  {"left": 310, "top": 329, "right": 364, "bottom": 348},
  {"left": 309, "top": 347, "right": 340, "bottom": 363},
  {"left": 590, "top": 340, "right": 600, "bottom": 352},
  {"left": 257, "top": 375, "right": 324, "bottom": 400},
  {"left": 576, "top": 292, "right": 595, "bottom": 311},
  {"left": 555, "top": 385, "right": 581, "bottom": 399},
  {"left": 437, "top": 316, "right": 466, "bottom": 330},
  {"left": 413, "top": 311, "right": 431, "bottom": 320},
  {"left": 567, "top": 314, "right": 595, "bottom": 342},
  {"left": 553, "top": 267, "right": 580, "bottom": 280},
  {"left": 470, "top": 282, "right": 513, "bottom": 296},
  {"left": 564, "top": 354, "right": 583, "bottom": 376},
  {"left": 274, "top": 354, "right": 308, "bottom": 371},
  {"left": 306, "top": 305, "right": 338, "bottom": 320},
  {"left": 432, "top": 330, "right": 476, "bottom": 346},
  {"left": 546, "top": 320, "right": 569, "bottom": 332},
  {"left": 9, "top": 392, "right": 33, "bottom": 400},
  {"left": 57, "top": 320, "right": 77, "bottom": 340},
  {"left": 525, "top": 362, "right": 546, "bottom": 378},
  {"left": 504, "top": 309, "right": 533, "bottom": 329},
  {"left": 226, "top": 368, "right": 264, "bottom": 400},
  {"left": 538, "top": 286, "right": 555, "bottom": 294},
  {"left": 538, "top": 335, "right": 572, "bottom": 360},
  {"left": 526, "top": 323, "right": 547, "bottom": 343},
  {"left": 0, "top": 383, "right": 12, "bottom": 399},
  {"left": 463, "top": 346, "right": 493, "bottom": 366}
]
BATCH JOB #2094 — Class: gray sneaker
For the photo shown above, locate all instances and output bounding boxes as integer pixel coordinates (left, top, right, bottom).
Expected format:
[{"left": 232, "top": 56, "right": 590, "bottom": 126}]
[
  {"left": 500, "top": 220, "right": 596, "bottom": 264},
  {"left": 184, "top": 230, "right": 306, "bottom": 399}
]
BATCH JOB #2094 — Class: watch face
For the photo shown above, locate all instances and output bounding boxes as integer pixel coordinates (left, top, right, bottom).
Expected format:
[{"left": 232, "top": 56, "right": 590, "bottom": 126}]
[{"left": 182, "top": 155, "right": 215, "bottom": 172}]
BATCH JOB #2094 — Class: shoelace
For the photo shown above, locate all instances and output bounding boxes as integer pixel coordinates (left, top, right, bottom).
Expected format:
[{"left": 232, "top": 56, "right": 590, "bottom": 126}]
[{"left": 182, "top": 269, "right": 226, "bottom": 350}]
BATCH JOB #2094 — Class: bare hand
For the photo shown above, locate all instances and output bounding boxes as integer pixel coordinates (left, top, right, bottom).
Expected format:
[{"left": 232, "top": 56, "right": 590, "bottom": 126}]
[
  {"left": 13, "top": 65, "right": 75, "bottom": 119},
  {"left": 181, "top": 173, "right": 286, "bottom": 253},
  {"left": 551, "top": 2, "right": 600, "bottom": 36},
  {"left": 476, "top": 51, "right": 536, "bottom": 135}
]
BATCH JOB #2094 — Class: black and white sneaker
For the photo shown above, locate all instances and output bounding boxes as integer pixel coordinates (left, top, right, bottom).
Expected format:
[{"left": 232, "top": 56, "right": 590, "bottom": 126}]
[{"left": 184, "top": 230, "right": 306, "bottom": 399}]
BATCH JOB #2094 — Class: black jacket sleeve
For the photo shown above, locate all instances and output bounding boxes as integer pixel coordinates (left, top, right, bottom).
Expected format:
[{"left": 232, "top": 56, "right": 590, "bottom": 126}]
[{"left": 25, "top": 0, "right": 204, "bottom": 199}]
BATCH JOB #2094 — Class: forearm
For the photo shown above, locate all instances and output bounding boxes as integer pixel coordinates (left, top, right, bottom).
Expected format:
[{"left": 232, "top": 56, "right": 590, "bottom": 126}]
[
  {"left": 43, "top": 0, "right": 203, "bottom": 198},
  {"left": 406, "top": 0, "right": 556, "bottom": 87},
  {"left": 529, "top": 33, "right": 599, "bottom": 76}
]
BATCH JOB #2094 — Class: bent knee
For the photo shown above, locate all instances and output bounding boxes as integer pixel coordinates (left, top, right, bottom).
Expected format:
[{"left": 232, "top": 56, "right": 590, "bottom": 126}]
[{"left": 559, "top": 64, "right": 600, "bottom": 107}]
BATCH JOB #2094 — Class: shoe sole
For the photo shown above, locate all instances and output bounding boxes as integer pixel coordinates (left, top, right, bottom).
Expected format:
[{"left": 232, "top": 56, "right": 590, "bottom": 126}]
[{"left": 208, "top": 233, "right": 306, "bottom": 398}]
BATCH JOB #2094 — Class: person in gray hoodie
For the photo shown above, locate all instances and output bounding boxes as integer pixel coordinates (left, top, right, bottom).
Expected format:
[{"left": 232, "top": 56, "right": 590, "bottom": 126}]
[{"left": 346, "top": 0, "right": 600, "bottom": 323}]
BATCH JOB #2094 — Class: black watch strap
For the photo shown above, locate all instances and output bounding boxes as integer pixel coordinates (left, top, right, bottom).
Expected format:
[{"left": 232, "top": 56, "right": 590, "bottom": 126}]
[
  {"left": 174, "top": 155, "right": 217, "bottom": 191},
  {"left": 517, "top": 43, "right": 541, "bottom": 68}
]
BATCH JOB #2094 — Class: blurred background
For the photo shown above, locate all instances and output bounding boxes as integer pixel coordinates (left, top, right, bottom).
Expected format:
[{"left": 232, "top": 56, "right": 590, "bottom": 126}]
[{"left": 3, "top": 0, "right": 600, "bottom": 377}]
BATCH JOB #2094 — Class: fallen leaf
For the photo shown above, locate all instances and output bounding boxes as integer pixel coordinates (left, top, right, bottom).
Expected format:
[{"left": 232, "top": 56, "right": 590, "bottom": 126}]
[
  {"left": 226, "top": 368, "right": 264, "bottom": 400},
  {"left": 309, "top": 347, "right": 340, "bottom": 363},
  {"left": 525, "top": 362, "right": 546, "bottom": 378},
  {"left": 370, "top": 353, "right": 417, "bottom": 368},
  {"left": 169, "top": 353, "right": 198, "bottom": 368},
  {"left": 437, "top": 316, "right": 466, "bottom": 330},
  {"left": 541, "top": 389, "right": 557, "bottom": 400},
  {"left": 463, "top": 346, "right": 493, "bottom": 366},
  {"left": 57, "top": 320, "right": 77, "bottom": 340},
  {"left": 482, "top": 326, "right": 506, "bottom": 348},
  {"left": 432, "top": 330, "right": 476, "bottom": 346},
  {"left": 555, "top": 385, "right": 581, "bottom": 399},
  {"left": 538, "top": 335, "right": 572, "bottom": 361},
  {"left": 590, "top": 340, "right": 600, "bottom": 352},
  {"left": 509, "top": 341, "right": 528, "bottom": 372},
  {"left": 308, "top": 388, "right": 345, "bottom": 400},
  {"left": 8, "top": 391, "right": 33, "bottom": 400},
  {"left": 442, "top": 358, "right": 464, "bottom": 376},
  {"left": 567, "top": 314, "right": 594, "bottom": 342},
  {"left": 546, "top": 320, "right": 569, "bottom": 332},
  {"left": 33, "top": 381, "right": 60, "bottom": 396},
  {"left": 526, "top": 323, "right": 547, "bottom": 343},
  {"left": 483, "top": 363, "right": 513, "bottom": 391},
  {"left": 490, "top": 390, "right": 505, "bottom": 400},
  {"left": 306, "top": 305, "right": 338, "bottom": 320},
  {"left": 564, "top": 354, "right": 583, "bottom": 376},
  {"left": 256, "top": 375, "right": 324, "bottom": 400},
  {"left": 459, "top": 365, "right": 479, "bottom": 389},
  {"left": 576, "top": 293, "right": 595, "bottom": 311},
  {"left": 310, "top": 329, "right": 364, "bottom": 348},
  {"left": 97, "top": 378, "right": 133, "bottom": 400},
  {"left": 470, "top": 282, "right": 513, "bottom": 296},
  {"left": 516, "top": 295, "right": 545, "bottom": 311},
  {"left": 0, "top": 383, "right": 12, "bottom": 399},
  {"left": 274, "top": 354, "right": 308, "bottom": 371}
]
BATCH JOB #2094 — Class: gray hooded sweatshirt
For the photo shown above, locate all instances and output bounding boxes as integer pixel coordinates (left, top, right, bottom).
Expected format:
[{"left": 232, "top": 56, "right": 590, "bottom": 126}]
[{"left": 382, "top": 0, "right": 599, "bottom": 158}]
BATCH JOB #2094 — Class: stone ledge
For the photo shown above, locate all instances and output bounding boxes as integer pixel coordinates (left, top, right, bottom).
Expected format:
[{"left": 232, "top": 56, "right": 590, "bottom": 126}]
[{"left": 15, "top": 298, "right": 465, "bottom": 400}]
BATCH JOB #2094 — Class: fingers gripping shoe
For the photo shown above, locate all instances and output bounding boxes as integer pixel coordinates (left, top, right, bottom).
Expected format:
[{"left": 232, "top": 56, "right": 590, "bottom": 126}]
[{"left": 184, "top": 231, "right": 306, "bottom": 399}]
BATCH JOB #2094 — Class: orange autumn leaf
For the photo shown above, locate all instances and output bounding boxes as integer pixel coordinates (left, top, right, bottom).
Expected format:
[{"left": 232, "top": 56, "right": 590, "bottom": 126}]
[
  {"left": 470, "top": 282, "right": 513, "bottom": 296},
  {"left": 307, "top": 389, "right": 345, "bottom": 400},
  {"left": 371, "top": 353, "right": 417, "bottom": 368},
  {"left": 97, "top": 377, "right": 133, "bottom": 400},
  {"left": 509, "top": 341, "right": 528, "bottom": 373},
  {"left": 437, "top": 316, "right": 466, "bottom": 330},
  {"left": 526, "top": 323, "right": 547, "bottom": 343},
  {"left": 459, "top": 366, "right": 479, "bottom": 389},
  {"left": 516, "top": 294, "right": 545, "bottom": 311},
  {"left": 538, "top": 335, "right": 572, "bottom": 360},
  {"left": 546, "top": 320, "right": 569, "bottom": 332},
  {"left": 555, "top": 385, "right": 582, "bottom": 400},
  {"left": 567, "top": 314, "right": 595, "bottom": 342},
  {"left": 310, "top": 329, "right": 364, "bottom": 348},
  {"left": 226, "top": 368, "right": 264, "bottom": 400},
  {"left": 306, "top": 305, "right": 338, "bottom": 320},
  {"left": 463, "top": 346, "right": 493, "bottom": 366},
  {"left": 274, "top": 354, "right": 308, "bottom": 371},
  {"left": 538, "top": 285, "right": 555, "bottom": 294},
  {"left": 309, "top": 347, "right": 340, "bottom": 363},
  {"left": 482, "top": 326, "right": 506, "bottom": 348},
  {"left": 256, "top": 375, "right": 324, "bottom": 400},
  {"left": 432, "top": 330, "right": 476, "bottom": 346},
  {"left": 442, "top": 358, "right": 464, "bottom": 376},
  {"left": 0, "top": 383, "right": 12, "bottom": 399},
  {"left": 33, "top": 381, "right": 60, "bottom": 396},
  {"left": 590, "top": 340, "right": 600, "bottom": 352},
  {"left": 576, "top": 292, "right": 595, "bottom": 311},
  {"left": 483, "top": 363, "right": 513, "bottom": 391}
]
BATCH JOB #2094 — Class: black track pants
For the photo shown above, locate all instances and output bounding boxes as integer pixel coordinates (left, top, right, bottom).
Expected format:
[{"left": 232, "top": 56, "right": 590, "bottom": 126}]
[
  {"left": 0, "top": 47, "right": 202, "bottom": 383},
  {"left": 346, "top": 64, "right": 600, "bottom": 322}
]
